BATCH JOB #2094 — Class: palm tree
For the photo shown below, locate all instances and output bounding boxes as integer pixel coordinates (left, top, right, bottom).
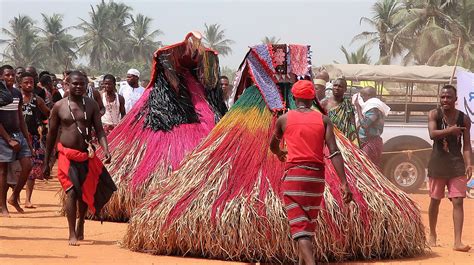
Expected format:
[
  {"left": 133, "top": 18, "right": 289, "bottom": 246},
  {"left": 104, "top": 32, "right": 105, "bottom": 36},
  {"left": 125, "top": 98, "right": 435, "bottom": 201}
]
[
  {"left": 36, "top": 13, "right": 77, "bottom": 72},
  {"left": 352, "top": 0, "right": 404, "bottom": 64},
  {"left": 128, "top": 14, "right": 162, "bottom": 64},
  {"left": 425, "top": 0, "right": 474, "bottom": 68},
  {"left": 0, "top": 15, "right": 42, "bottom": 66},
  {"left": 202, "top": 23, "right": 234, "bottom": 56},
  {"left": 76, "top": 1, "right": 118, "bottom": 70},
  {"left": 261, "top": 36, "right": 280, "bottom": 44},
  {"left": 108, "top": 1, "right": 133, "bottom": 60},
  {"left": 391, "top": 0, "right": 461, "bottom": 64},
  {"left": 458, "top": 0, "right": 474, "bottom": 32},
  {"left": 336, "top": 45, "right": 372, "bottom": 64}
]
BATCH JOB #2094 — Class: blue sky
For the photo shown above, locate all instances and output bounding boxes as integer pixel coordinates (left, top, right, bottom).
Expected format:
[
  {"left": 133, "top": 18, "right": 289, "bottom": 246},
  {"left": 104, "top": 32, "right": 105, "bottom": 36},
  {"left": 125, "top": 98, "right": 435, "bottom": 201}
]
[{"left": 0, "top": 0, "right": 378, "bottom": 69}]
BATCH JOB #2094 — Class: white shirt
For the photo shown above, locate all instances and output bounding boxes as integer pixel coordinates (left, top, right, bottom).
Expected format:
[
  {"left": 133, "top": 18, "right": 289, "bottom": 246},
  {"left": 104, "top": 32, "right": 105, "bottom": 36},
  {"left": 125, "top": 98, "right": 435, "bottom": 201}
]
[
  {"left": 101, "top": 93, "right": 121, "bottom": 125},
  {"left": 119, "top": 83, "right": 144, "bottom": 113}
]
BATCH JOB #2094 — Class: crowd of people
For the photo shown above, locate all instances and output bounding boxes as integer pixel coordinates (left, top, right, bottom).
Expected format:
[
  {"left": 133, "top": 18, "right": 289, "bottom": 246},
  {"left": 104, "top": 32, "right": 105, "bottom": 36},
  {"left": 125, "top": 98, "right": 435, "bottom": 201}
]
[
  {"left": 0, "top": 63, "right": 471, "bottom": 257},
  {"left": 0, "top": 65, "right": 145, "bottom": 217}
]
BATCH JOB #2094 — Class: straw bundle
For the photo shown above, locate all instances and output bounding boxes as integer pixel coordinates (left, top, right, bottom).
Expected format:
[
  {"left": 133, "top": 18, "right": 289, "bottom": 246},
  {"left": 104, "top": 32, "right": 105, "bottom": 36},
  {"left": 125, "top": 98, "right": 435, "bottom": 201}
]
[{"left": 123, "top": 85, "right": 426, "bottom": 263}]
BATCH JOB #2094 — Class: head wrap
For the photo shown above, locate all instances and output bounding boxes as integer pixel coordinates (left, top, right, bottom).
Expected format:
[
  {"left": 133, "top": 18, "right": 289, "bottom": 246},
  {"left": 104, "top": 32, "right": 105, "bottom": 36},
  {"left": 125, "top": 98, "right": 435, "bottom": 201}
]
[
  {"left": 313, "top": 79, "right": 327, "bottom": 87},
  {"left": 127, "top": 69, "right": 140, "bottom": 78},
  {"left": 291, "top": 80, "right": 315, "bottom": 99}
]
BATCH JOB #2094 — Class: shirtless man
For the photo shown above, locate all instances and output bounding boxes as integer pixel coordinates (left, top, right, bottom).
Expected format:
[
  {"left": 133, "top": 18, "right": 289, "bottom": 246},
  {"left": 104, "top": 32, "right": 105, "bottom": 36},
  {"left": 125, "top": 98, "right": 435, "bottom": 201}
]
[{"left": 43, "top": 71, "right": 112, "bottom": 245}]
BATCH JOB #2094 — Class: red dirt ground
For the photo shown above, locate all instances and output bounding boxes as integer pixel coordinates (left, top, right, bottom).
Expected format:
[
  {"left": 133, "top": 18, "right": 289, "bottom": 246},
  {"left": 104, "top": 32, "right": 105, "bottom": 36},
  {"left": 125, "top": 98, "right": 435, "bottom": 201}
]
[{"left": 1, "top": 179, "right": 472, "bottom": 265}]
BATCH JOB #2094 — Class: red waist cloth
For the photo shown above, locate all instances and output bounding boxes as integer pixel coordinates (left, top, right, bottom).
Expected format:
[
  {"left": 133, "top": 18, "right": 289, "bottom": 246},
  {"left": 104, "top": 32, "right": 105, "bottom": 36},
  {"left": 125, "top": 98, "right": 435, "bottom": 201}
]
[
  {"left": 57, "top": 143, "right": 106, "bottom": 214},
  {"left": 282, "top": 162, "right": 325, "bottom": 239}
]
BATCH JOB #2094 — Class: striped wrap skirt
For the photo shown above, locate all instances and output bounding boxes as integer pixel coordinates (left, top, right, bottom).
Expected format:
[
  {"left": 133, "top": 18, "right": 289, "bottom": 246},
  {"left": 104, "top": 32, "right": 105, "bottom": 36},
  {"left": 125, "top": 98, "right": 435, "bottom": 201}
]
[{"left": 282, "top": 162, "right": 325, "bottom": 240}]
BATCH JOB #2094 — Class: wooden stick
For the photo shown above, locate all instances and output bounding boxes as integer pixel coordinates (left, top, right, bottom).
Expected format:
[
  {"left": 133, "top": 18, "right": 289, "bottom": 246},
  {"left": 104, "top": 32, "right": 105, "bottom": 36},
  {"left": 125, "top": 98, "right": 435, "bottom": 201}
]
[{"left": 450, "top": 37, "right": 462, "bottom": 85}]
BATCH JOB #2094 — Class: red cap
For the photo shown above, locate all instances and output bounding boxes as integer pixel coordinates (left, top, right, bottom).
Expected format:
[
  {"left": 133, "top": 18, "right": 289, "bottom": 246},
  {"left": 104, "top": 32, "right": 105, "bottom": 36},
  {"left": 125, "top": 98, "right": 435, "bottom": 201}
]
[{"left": 291, "top": 80, "right": 315, "bottom": 99}]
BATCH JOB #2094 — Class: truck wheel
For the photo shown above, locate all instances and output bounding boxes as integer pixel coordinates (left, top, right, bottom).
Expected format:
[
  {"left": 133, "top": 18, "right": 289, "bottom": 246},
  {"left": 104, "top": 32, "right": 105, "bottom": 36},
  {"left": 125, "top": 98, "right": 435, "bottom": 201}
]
[{"left": 384, "top": 154, "right": 425, "bottom": 193}]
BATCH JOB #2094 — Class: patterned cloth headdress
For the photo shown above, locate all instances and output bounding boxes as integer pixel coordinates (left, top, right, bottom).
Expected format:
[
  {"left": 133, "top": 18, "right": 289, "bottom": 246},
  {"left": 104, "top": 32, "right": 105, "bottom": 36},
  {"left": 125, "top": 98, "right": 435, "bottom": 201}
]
[{"left": 230, "top": 44, "right": 312, "bottom": 111}]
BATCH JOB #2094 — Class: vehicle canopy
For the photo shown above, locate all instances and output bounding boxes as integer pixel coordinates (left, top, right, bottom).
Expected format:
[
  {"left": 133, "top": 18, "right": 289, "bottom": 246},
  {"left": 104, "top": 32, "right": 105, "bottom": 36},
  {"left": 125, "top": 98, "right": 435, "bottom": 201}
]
[
  {"left": 318, "top": 64, "right": 468, "bottom": 123},
  {"left": 322, "top": 64, "right": 466, "bottom": 84}
]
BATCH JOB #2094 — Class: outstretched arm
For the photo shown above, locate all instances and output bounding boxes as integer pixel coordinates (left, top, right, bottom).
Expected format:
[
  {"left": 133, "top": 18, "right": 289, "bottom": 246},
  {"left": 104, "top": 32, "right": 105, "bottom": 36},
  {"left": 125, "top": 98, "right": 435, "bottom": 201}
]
[
  {"left": 324, "top": 115, "right": 352, "bottom": 203},
  {"left": 270, "top": 115, "right": 287, "bottom": 162}
]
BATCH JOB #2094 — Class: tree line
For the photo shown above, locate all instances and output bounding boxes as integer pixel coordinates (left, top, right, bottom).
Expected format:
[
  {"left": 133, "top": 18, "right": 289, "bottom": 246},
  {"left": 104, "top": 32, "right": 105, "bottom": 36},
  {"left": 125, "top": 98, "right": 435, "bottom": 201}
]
[
  {"left": 2, "top": 0, "right": 471, "bottom": 77},
  {"left": 0, "top": 1, "right": 236, "bottom": 78}
]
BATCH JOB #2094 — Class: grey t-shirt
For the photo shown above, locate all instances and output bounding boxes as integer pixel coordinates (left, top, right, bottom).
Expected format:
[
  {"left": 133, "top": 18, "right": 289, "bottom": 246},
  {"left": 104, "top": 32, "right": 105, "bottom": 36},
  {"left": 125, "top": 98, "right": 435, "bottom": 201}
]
[{"left": 0, "top": 87, "right": 22, "bottom": 133}]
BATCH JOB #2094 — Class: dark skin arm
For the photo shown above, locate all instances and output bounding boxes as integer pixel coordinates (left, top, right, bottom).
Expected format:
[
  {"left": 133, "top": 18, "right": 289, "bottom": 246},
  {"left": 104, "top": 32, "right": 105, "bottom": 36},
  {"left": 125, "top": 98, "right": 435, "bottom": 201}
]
[
  {"left": 323, "top": 115, "right": 352, "bottom": 203},
  {"left": 18, "top": 98, "right": 33, "bottom": 152},
  {"left": 428, "top": 110, "right": 465, "bottom": 140},
  {"left": 462, "top": 115, "right": 472, "bottom": 180},
  {"left": 269, "top": 113, "right": 352, "bottom": 203},
  {"left": 93, "top": 89, "right": 105, "bottom": 116},
  {"left": 36, "top": 96, "right": 50, "bottom": 117},
  {"left": 42, "top": 103, "right": 60, "bottom": 178},
  {"left": 91, "top": 98, "right": 111, "bottom": 164},
  {"left": 0, "top": 124, "right": 20, "bottom": 152},
  {"left": 0, "top": 124, "right": 10, "bottom": 142},
  {"left": 118, "top": 94, "right": 126, "bottom": 118},
  {"left": 269, "top": 114, "right": 288, "bottom": 162},
  {"left": 36, "top": 97, "right": 50, "bottom": 140}
]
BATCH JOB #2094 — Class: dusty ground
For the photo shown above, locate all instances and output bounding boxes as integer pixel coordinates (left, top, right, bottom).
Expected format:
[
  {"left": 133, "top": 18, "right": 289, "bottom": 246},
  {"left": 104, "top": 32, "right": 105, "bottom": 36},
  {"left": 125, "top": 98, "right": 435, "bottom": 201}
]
[{"left": 0, "top": 179, "right": 473, "bottom": 265}]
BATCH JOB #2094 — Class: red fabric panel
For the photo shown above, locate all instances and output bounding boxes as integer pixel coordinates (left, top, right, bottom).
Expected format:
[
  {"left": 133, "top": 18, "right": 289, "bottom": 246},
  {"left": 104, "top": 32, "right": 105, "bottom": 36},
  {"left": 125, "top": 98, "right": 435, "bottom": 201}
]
[
  {"left": 57, "top": 143, "right": 103, "bottom": 214},
  {"left": 81, "top": 156, "right": 102, "bottom": 214},
  {"left": 282, "top": 163, "right": 325, "bottom": 239},
  {"left": 57, "top": 149, "right": 72, "bottom": 191}
]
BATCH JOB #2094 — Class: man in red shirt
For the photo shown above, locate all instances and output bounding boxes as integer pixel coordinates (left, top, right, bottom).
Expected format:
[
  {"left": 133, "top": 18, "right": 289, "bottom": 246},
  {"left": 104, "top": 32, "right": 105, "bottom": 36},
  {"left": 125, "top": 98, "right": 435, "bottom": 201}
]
[{"left": 270, "top": 80, "right": 352, "bottom": 265}]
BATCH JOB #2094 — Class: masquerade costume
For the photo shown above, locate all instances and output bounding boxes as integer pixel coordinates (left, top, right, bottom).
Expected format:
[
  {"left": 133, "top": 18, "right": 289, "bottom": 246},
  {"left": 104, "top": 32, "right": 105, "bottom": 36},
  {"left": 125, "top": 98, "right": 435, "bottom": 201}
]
[
  {"left": 61, "top": 33, "right": 227, "bottom": 221},
  {"left": 124, "top": 44, "right": 425, "bottom": 263}
]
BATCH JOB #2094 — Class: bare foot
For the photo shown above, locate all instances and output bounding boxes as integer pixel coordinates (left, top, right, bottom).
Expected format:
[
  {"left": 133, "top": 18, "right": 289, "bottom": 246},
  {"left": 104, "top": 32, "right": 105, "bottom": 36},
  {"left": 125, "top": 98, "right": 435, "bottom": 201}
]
[
  {"left": 7, "top": 197, "right": 24, "bottom": 213},
  {"left": 1, "top": 207, "right": 10, "bottom": 218},
  {"left": 76, "top": 221, "right": 84, "bottom": 241},
  {"left": 453, "top": 244, "right": 471, "bottom": 252},
  {"left": 428, "top": 234, "right": 438, "bottom": 247},
  {"left": 24, "top": 202, "right": 36, "bottom": 209},
  {"left": 69, "top": 234, "right": 80, "bottom": 246}
]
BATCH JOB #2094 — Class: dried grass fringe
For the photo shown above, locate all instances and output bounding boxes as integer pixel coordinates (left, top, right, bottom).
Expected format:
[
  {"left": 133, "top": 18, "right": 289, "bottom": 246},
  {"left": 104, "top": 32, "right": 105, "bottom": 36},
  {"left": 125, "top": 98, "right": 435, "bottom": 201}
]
[{"left": 123, "top": 133, "right": 426, "bottom": 263}]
